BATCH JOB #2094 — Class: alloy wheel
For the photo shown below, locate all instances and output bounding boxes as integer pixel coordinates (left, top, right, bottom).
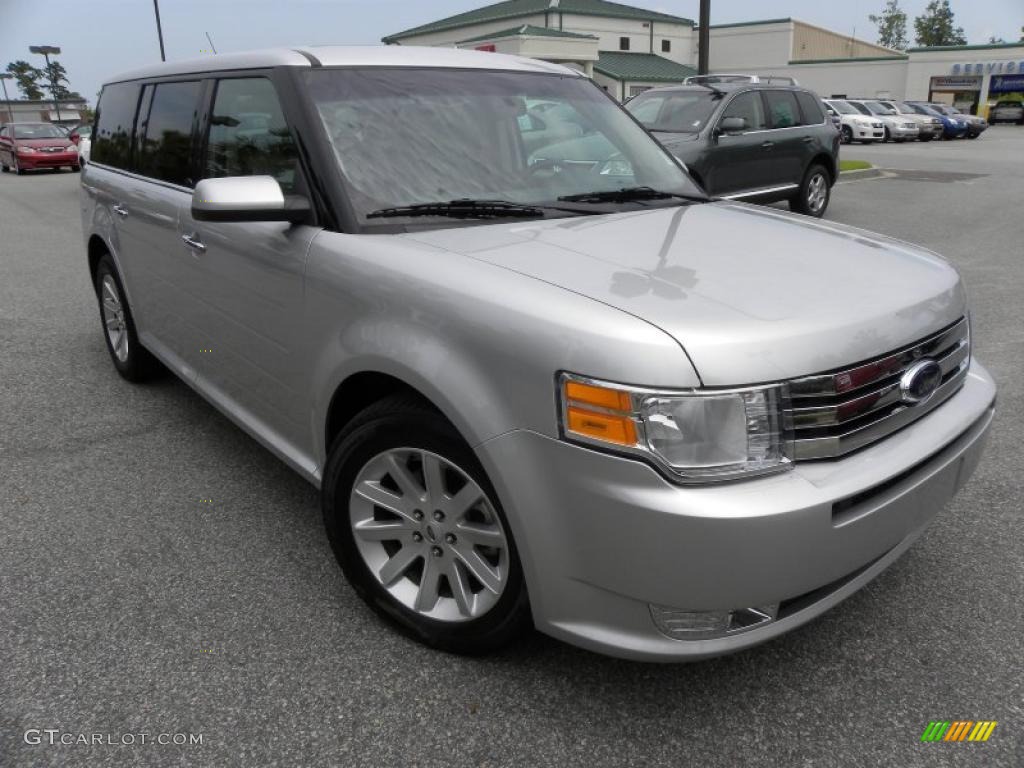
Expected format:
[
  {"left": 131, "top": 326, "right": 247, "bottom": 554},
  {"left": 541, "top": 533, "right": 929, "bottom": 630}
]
[
  {"left": 349, "top": 448, "right": 510, "bottom": 622},
  {"left": 806, "top": 173, "right": 827, "bottom": 214},
  {"left": 100, "top": 274, "right": 129, "bottom": 362}
]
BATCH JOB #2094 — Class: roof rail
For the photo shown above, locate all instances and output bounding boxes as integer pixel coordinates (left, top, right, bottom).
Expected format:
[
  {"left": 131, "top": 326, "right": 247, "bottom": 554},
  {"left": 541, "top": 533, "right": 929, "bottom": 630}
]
[{"left": 683, "top": 73, "right": 800, "bottom": 86}]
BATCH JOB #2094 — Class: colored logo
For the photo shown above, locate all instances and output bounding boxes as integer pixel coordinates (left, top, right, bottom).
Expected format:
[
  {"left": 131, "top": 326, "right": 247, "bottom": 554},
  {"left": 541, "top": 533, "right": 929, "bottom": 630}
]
[{"left": 921, "top": 721, "right": 997, "bottom": 742}]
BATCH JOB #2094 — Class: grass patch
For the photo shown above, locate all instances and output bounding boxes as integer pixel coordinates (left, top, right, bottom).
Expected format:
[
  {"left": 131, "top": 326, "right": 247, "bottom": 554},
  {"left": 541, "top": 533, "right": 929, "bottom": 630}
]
[{"left": 839, "top": 160, "right": 873, "bottom": 172}]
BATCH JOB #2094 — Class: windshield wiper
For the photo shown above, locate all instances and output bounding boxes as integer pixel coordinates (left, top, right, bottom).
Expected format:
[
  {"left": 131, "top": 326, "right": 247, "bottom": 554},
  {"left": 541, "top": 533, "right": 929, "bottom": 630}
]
[
  {"left": 558, "top": 186, "right": 701, "bottom": 204},
  {"left": 368, "top": 199, "right": 553, "bottom": 220}
]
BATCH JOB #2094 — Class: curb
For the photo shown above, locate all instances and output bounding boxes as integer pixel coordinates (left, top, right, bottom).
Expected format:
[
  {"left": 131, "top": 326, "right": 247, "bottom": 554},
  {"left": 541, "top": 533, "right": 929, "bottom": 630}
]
[{"left": 838, "top": 167, "right": 884, "bottom": 181}]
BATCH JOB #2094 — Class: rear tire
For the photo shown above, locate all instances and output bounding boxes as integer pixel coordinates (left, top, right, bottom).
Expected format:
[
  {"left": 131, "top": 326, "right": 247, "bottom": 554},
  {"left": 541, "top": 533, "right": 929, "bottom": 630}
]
[
  {"left": 71, "top": 164, "right": 81, "bottom": 172},
  {"left": 322, "top": 395, "right": 531, "bottom": 655},
  {"left": 789, "top": 163, "right": 831, "bottom": 218},
  {"left": 94, "top": 253, "right": 161, "bottom": 382}
]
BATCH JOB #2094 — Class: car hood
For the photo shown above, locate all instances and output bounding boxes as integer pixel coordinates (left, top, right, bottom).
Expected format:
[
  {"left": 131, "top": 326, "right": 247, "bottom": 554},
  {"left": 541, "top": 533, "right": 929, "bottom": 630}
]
[
  {"left": 401, "top": 202, "right": 965, "bottom": 386},
  {"left": 15, "top": 137, "right": 74, "bottom": 148}
]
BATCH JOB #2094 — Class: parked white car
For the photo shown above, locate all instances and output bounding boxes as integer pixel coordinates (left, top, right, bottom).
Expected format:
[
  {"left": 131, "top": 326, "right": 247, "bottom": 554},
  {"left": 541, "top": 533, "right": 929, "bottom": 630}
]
[
  {"left": 69, "top": 124, "right": 92, "bottom": 164},
  {"left": 847, "top": 99, "right": 919, "bottom": 142},
  {"left": 823, "top": 99, "right": 884, "bottom": 144}
]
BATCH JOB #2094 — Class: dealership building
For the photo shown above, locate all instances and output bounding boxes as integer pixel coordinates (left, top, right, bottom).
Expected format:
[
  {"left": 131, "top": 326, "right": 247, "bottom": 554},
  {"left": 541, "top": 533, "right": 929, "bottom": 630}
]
[{"left": 382, "top": 0, "right": 1024, "bottom": 115}]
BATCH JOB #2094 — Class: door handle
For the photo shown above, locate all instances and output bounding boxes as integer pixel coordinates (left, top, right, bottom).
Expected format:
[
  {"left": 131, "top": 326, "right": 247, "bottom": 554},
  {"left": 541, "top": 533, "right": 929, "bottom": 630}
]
[
  {"left": 761, "top": 141, "right": 775, "bottom": 148},
  {"left": 112, "top": 204, "right": 129, "bottom": 218},
  {"left": 181, "top": 233, "right": 206, "bottom": 253}
]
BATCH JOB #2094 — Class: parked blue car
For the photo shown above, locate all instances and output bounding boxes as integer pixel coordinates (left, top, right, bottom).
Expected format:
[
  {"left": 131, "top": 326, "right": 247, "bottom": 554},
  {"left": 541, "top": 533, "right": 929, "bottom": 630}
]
[{"left": 906, "top": 102, "right": 968, "bottom": 139}]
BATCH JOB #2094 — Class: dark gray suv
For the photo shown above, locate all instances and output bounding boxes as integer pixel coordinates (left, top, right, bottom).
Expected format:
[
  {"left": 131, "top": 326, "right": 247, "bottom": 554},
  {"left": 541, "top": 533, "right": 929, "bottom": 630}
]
[{"left": 626, "top": 83, "right": 840, "bottom": 217}]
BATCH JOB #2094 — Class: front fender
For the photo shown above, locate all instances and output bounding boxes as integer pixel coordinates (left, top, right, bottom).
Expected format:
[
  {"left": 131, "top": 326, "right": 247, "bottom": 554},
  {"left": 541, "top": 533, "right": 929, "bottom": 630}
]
[{"left": 303, "top": 230, "right": 699, "bottom": 468}]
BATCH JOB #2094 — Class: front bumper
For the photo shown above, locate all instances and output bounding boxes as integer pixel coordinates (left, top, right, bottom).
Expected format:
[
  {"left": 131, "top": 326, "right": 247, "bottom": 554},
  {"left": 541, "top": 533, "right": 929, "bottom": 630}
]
[
  {"left": 17, "top": 151, "right": 79, "bottom": 169},
  {"left": 889, "top": 125, "right": 919, "bottom": 139},
  {"left": 852, "top": 126, "right": 884, "bottom": 140},
  {"left": 479, "top": 362, "right": 996, "bottom": 661}
]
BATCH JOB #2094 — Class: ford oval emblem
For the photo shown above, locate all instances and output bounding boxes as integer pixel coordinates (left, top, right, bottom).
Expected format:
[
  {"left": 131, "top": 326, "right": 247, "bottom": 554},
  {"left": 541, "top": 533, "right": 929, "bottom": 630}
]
[{"left": 900, "top": 359, "right": 943, "bottom": 404}]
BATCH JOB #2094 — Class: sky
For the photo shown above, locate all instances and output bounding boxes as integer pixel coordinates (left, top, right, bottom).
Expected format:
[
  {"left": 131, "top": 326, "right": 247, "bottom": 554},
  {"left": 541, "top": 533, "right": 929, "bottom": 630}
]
[{"left": 1, "top": 0, "right": 1021, "bottom": 106}]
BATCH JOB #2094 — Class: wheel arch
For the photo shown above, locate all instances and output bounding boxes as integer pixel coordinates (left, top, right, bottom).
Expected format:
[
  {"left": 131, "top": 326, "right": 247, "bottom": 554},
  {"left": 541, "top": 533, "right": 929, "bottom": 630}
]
[
  {"left": 87, "top": 234, "right": 110, "bottom": 285},
  {"left": 809, "top": 153, "right": 837, "bottom": 184},
  {"left": 324, "top": 371, "right": 445, "bottom": 456}
]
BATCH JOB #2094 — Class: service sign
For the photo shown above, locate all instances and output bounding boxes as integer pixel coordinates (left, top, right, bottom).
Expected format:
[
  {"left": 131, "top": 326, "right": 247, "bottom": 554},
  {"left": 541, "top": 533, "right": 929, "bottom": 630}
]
[{"left": 952, "top": 60, "right": 1024, "bottom": 75}]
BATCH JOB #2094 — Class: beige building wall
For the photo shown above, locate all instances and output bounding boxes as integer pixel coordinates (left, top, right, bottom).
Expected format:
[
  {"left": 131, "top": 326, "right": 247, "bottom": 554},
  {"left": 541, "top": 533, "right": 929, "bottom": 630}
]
[{"left": 792, "top": 21, "right": 902, "bottom": 61}]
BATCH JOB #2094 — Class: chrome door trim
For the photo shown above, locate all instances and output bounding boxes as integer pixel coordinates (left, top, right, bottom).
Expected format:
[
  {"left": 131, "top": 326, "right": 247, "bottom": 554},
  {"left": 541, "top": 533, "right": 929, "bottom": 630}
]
[{"left": 721, "top": 183, "right": 799, "bottom": 200}]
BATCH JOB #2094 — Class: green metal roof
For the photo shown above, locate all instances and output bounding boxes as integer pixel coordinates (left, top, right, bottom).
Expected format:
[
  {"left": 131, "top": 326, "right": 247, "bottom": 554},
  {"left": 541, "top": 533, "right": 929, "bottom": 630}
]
[
  {"left": 594, "top": 52, "right": 698, "bottom": 83},
  {"left": 907, "top": 41, "right": 1024, "bottom": 52},
  {"left": 458, "top": 24, "right": 598, "bottom": 43},
  {"left": 383, "top": 1, "right": 694, "bottom": 43},
  {"left": 788, "top": 55, "right": 908, "bottom": 64}
]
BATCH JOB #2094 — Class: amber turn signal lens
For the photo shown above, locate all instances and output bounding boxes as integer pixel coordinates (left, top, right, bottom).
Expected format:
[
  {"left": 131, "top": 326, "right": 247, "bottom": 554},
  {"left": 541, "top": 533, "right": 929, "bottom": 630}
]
[
  {"left": 566, "top": 406, "right": 637, "bottom": 446},
  {"left": 564, "top": 380, "right": 632, "bottom": 412}
]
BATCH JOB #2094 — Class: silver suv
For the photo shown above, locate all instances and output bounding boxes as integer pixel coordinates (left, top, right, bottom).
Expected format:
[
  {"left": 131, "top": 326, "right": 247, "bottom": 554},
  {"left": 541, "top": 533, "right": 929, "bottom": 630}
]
[{"left": 82, "top": 47, "right": 996, "bottom": 661}]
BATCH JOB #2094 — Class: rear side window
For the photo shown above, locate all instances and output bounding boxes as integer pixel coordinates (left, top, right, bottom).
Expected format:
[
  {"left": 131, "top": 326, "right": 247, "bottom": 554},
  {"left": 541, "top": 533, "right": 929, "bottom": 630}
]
[
  {"left": 92, "top": 83, "right": 141, "bottom": 169},
  {"left": 202, "top": 77, "right": 299, "bottom": 193},
  {"left": 763, "top": 91, "right": 802, "bottom": 128},
  {"left": 137, "top": 80, "right": 202, "bottom": 187},
  {"left": 795, "top": 91, "right": 825, "bottom": 124}
]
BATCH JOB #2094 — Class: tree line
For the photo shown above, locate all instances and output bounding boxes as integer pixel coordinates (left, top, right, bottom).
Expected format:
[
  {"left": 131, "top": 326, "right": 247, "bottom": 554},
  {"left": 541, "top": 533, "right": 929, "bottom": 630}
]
[{"left": 869, "top": 0, "right": 1023, "bottom": 50}]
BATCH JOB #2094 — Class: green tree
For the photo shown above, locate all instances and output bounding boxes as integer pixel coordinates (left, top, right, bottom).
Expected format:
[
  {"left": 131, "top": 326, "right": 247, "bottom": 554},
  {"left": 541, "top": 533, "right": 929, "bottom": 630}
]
[
  {"left": 5, "top": 60, "right": 45, "bottom": 100},
  {"left": 42, "top": 60, "right": 73, "bottom": 100},
  {"left": 913, "top": 0, "right": 967, "bottom": 46},
  {"left": 987, "top": 36, "right": 1006, "bottom": 44},
  {"left": 869, "top": 0, "right": 909, "bottom": 50}
]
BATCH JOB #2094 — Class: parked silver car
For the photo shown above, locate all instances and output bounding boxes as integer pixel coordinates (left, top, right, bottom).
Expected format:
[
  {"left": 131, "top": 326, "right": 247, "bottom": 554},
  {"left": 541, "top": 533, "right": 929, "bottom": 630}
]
[
  {"left": 846, "top": 99, "right": 919, "bottom": 142},
  {"left": 876, "top": 100, "right": 943, "bottom": 141},
  {"left": 81, "top": 47, "right": 996, "bottom": 661}
]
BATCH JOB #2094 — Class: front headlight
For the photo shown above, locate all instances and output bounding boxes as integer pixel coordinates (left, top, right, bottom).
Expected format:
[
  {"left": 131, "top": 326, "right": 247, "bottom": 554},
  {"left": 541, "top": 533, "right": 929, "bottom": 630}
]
[
  {"left": 559, "top": 373, "right": 791, "bottom": 483},
  {"left": 17, "top": 145, "right": 36, "bottom": 154}
]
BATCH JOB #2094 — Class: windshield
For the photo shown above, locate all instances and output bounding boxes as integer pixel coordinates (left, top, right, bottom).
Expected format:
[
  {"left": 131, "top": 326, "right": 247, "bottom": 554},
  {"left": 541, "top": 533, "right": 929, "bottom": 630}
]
[
  {"left": 864, "top": 101, "right": 894, "bottom": 115},
  {"left": 848, "top": 101, "right": 872, "bottom": 116},
  {"left": 625, "top": 90, "right": 721, "bottom": 133},
  {"left": 304, "top": 68, "right": 703, "bottom": 227},
  {"left": 828, "top": 100, "right": 860, "bottom": 115},
  {"left": 12, "top": 124, "right": 68, "bottom": 139}
]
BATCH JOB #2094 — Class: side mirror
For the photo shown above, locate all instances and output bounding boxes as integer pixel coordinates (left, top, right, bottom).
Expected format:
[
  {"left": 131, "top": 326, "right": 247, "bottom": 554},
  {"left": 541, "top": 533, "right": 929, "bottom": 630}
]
[
  {"left": 718, "top": 116, "right": 748, "bottom": 134},
  {"left": 191, "top": 176, "right": 310, "bottom": 224}
]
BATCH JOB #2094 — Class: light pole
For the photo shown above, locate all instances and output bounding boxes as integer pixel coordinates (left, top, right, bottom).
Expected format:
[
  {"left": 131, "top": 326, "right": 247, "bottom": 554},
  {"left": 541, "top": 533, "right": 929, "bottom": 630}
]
[
  {"left": 29, "top": 45, "right": 62, "bottom": 123},
  {"left": 697, "top": 0, "right": 711, "bottom": 75},
  {"left": 153, "top": 0, "right": 166, "bottom": 61},
  {"left": 0, "top": 74, "right": 15, "bottom": 127}
]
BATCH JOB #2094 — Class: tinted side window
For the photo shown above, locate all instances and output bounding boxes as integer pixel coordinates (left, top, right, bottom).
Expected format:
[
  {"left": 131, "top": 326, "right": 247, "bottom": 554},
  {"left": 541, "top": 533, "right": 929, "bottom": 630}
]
[
  {"left": 795, "top": 91, "right": 825, "bottom": 124},
  {"left": 137, "top": 80, "right": 202, "bottom": 186},
  {"left": 203, "top": 78, "right": 298, "bottom": 193},
  {"left": 764, "top": 91, "right": 802, "bottom": 129},
  {"left": 721, "top": 92, "right": 766, "bottom": 131},
  {"left": 92, "top": 83, "right": 141, "bottom": 169}
]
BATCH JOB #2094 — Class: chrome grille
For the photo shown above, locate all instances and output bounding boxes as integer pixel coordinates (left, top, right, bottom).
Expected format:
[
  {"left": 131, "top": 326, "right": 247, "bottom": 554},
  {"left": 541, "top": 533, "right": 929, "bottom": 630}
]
[{"left": 786, "top": 318, "right": 970, "bottom": 460}]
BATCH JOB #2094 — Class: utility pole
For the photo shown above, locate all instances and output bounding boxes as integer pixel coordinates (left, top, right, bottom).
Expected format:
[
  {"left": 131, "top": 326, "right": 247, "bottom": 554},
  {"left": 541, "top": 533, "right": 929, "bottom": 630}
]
[
  {"left": 698, "top": 0, "right": 711, "bottom": 75},
  {"left": 29, "top": 45, "right": 62, "bottom": 123},
  {"left": 0, "top": 74, "right": 16, "bottom": 126},
  {"left": 153, "top": 0, "right": 167, "bottom": 61}
]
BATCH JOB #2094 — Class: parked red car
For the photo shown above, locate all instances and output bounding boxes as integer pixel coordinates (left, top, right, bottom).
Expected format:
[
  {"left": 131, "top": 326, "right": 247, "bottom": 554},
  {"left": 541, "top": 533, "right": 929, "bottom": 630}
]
[{"left": 0, "top": 122, "right": 80, "bottom": 174}]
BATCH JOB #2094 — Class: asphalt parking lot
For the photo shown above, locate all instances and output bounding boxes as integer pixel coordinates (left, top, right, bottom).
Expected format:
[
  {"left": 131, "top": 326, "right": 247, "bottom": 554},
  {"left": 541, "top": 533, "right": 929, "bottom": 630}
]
[{"left": 1, "top": 127, "right": 1022, "bottom": 768}]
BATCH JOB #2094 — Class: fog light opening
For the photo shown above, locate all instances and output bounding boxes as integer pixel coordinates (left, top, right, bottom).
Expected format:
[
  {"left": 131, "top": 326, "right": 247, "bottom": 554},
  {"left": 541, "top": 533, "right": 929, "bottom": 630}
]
[{"left": 650, "top": 603, "right": 779, "bottom": 641}]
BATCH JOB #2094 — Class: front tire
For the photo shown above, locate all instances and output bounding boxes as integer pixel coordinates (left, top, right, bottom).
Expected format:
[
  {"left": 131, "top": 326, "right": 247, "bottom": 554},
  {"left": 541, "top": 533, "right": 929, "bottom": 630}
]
[
  {"left": 94, "top": 253, "right": 160, "bottom": 382},
  {"left": 789, "top": 163, "right": 831, "bottom": 218},
  {"left": 322, "top": 395, "right": 531, "bottom": 655},
  {"left": 841, "top": 126, "right": 853, "bottom": 144}
]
